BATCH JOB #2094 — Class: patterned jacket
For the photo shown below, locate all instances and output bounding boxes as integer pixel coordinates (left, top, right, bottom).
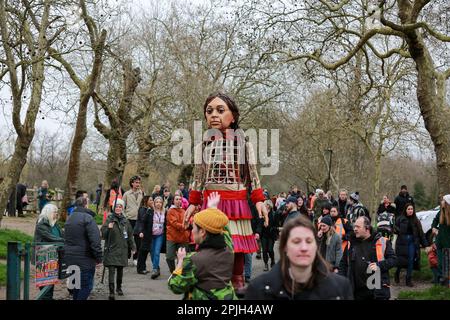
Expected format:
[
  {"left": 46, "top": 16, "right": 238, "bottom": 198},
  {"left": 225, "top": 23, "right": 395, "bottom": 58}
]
[{"left": 168, "top": 228, "right": 237, "bottom": 300}]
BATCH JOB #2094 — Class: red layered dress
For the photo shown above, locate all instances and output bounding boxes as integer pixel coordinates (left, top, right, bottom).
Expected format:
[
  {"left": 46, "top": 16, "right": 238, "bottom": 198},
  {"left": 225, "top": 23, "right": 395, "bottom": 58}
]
[{"left": 188, "top": 129, "right": 265, "bottom": 254}]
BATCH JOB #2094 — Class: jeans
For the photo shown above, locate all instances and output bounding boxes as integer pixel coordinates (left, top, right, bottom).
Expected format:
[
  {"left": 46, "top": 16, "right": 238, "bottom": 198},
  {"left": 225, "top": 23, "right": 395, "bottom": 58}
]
[
  {"left": 406, "top": 235, "right": 415, "bottom": 278},
  {"left": 73, "top": 268, "right": 95, "bottom": 300},
  {"left": 151, "top": 234, "right": 164, "bottom": 270},
  {"left": 244, "top": 253, "right": 252, "bottom": 280}
]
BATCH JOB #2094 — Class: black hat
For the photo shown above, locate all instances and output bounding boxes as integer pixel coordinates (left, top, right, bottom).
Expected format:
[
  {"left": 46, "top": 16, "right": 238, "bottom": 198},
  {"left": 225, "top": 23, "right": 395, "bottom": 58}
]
[
  {"left": 286, "top": 195, "right": 298, "bottom": 204},
  {"left": 320, "top": 215, "right": 333, "bottom": 227}
]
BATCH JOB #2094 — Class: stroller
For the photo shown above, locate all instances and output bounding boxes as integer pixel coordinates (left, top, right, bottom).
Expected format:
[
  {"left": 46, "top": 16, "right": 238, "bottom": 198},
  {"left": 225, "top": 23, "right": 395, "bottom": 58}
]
[{"left": 376, "top": 211, "right": 395, "bottom": 240}]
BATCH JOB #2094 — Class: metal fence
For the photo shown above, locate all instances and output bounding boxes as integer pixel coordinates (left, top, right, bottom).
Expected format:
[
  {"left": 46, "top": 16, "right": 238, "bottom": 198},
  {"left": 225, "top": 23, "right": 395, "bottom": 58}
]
[{"left": 6, "top": 241, "right": 64, "bottom": 300}]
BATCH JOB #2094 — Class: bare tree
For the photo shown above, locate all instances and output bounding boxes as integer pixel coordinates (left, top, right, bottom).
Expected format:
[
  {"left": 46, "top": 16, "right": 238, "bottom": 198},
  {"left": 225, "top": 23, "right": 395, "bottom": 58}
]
[
  {"left": 48, "top": 0, "right": 107, "bottom": 219},
  {"left": 0, "top": 0, "right": 59, "bottom": 225},
  {"left": 239, "top": 0, "right": 450, "bottom": 195}
]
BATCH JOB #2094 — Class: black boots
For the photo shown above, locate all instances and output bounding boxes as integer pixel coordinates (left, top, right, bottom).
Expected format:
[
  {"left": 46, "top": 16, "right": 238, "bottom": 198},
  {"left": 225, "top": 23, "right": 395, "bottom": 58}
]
[
  {"left": 109, "top": 283, "right": 115, "bottom": 300},
  {"left": 167, "top": 259, "right": 176, "bottom": 274},
  {"left": 263, "top": 263, "right": 269, "bottom": 271},
  {"left": 406, "top": 276, "right": 414, "bottom": 287}
]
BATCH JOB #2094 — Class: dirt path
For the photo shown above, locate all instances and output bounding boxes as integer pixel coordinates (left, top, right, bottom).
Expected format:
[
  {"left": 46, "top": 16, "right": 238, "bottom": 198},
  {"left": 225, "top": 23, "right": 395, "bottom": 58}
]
[{"left": 1, "top": 215, "right": 37, "bottom": 236}]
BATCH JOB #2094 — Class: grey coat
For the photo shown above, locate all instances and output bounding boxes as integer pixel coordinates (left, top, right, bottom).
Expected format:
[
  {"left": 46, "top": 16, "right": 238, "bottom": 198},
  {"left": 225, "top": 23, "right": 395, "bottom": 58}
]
[
  {"left": 283, "top": 211, "right": 301, "bottom": 226},
  {"left": 319, "top": 233, "right": 343, "bottom": 269},
  {"left": 101, "top": 213, "right": 136, "bottom": 267}
]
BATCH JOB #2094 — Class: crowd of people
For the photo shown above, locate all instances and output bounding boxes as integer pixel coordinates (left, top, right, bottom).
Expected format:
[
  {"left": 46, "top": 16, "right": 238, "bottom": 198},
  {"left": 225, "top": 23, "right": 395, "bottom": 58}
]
[{"left": 28, "top": 91, "right": 450, "bottom": 300}]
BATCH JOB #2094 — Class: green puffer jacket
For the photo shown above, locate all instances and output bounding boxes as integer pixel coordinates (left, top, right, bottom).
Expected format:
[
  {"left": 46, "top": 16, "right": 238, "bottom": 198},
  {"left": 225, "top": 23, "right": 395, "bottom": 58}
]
[
  {"left": 101, "top": 213, "right": 136, "bottom": 267},
  {"left": 168, "top": 228, "right": 237, "bottom": 300}
]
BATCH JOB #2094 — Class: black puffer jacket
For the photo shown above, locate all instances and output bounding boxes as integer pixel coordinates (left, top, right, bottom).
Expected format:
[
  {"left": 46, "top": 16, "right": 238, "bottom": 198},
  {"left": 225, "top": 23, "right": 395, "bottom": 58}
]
[
  {"left": 338, "top": 232, "right": 397, "bottom": 300},
  {"left": 394, "top": 215, "right": 428, "bottom": 269},
  {"left": 244, "top": 263, "right": 353, "bottom": 300},
  {"left": 63, "top": 207, "right": 102, "bottom": 270}
]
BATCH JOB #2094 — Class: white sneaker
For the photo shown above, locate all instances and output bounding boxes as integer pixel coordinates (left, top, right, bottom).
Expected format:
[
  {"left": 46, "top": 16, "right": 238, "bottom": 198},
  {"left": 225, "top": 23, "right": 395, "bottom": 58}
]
[{"left": 133, "top": 259, "right": 137, "bottom": 266}]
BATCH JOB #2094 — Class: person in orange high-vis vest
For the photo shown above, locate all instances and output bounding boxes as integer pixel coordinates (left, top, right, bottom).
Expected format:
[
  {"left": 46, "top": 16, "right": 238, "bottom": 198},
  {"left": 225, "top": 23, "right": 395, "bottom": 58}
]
[
  {"left": 331, "top": 206, "right": 352, "bottom": 252},
  {"left": 103, "top": 179, "right": 124, "bottom": 224},
  {"left": 338, "top": 216, "right": 397, "bottom": 300}
]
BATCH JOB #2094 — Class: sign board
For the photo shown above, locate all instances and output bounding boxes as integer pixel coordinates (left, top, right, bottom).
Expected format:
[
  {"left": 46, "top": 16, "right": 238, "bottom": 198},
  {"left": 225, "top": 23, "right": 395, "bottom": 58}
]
[{"left": 35, "top": 244, "right": 59, "bottom": 287}]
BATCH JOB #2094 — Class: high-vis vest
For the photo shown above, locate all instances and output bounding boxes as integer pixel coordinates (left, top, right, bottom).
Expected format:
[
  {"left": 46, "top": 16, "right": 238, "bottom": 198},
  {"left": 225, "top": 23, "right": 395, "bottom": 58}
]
[
  {"left": 347, "top": 236, "right": 387, "bottom": 262},
  {"left": 335, "top": 218, "right": 348, "bottom": 252},
  {"left": 109, "top": 189, "right": 123, "bottom": 208}
]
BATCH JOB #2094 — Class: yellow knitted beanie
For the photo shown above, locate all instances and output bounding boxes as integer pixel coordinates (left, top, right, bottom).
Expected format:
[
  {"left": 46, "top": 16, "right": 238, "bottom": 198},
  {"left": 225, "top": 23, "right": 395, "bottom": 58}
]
[{"left": 193, "top": 208, "right": 229, "bottom": 234}]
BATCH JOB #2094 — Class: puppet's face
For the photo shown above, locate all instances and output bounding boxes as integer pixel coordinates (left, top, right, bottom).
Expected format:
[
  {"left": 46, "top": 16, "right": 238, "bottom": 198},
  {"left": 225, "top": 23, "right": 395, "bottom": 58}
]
[{"left": 205, "top": 97, "right": 235, "bottom": 131}]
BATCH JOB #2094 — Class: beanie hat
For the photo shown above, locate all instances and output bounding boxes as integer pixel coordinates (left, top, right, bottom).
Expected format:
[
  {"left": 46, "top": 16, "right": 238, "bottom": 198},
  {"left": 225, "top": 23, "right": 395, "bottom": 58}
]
[
  {"left": 320, "top": 215, "right": 333, "bottom": 227},
  {"left": 323, "top": 202, "right": 332, "bottom": 210},
  {"left": 112, "top": 198, "right": 125, "bottom": 208},
  {"left": 286, "top": 195, "right": 298, "bottom": 204},
  {"left": 193, "top": 208, "right": 229, "bottom": 234},
  {"left": 444, "top": 194, "right": 450, "bottom": 206},
  {"left": 350, "top": 192, "right": 360, "bottom": 202}
]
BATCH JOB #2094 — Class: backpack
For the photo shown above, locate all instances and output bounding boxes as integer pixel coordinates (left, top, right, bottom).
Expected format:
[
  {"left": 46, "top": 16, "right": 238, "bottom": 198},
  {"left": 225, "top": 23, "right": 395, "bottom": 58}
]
[
  {"left": 377, "top": 211, "right": 394, "bottom": 237},
  {"left": 348, "top": 204, "right": 369, "bottom": 224}
]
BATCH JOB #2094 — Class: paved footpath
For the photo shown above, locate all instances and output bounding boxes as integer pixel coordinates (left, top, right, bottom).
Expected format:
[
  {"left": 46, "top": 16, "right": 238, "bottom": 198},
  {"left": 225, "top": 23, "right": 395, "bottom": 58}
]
[{"left": 88, "top": 243, "right": 275, "bottom": 300}]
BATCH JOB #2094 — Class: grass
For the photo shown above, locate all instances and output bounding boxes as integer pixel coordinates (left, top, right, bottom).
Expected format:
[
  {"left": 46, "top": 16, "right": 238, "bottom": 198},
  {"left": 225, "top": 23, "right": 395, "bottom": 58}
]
[
  {"left": 389, "top": 248, "right": 433, "bottom": 282},
  {"left": 0, "top": 263, "right": 5, "bottom": 286},
  {"left": 0, "top": 263, "right": 25, "bottom": 287},
  {"left": 398, "top": 285, "right": 450, "bottom": 300},
  {"left": 0, "top": 229, "right": 34, "bottom": 259},
  {"left": 88, "top": 204, "right": 104, "bottom": 225}
]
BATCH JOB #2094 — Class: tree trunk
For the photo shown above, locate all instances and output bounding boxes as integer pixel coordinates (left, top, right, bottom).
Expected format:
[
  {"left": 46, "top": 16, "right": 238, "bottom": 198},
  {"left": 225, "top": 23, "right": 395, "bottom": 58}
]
[
  {"left": 136, "top": 130, "right": 156, "bottom": 195},
  {"left": 60, "top": 30, "right": 107, "bottom": 220},
  {"left": 400, "top": 24, "right": 450, "bottom": 196},
  {"left": 0, "top": 0, "right": 49, "bottom": 226},
  {"left": 371, "top": 152, "right": 382, "bottom": 221},
  {"left": 61, "top": 92, "right": 90, "bottom": 220},
  {"left": 100, "top": 135, "right": 127, "bottom": 207},
  {"left": 0, "top": 136, "right": 33, "bottom": 224}
]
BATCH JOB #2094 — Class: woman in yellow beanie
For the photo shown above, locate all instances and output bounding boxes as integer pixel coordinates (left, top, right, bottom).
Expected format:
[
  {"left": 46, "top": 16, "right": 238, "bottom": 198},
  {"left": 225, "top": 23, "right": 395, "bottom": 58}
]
[{"left": 168, "top": 192, "right": 237, "bottom": 300}]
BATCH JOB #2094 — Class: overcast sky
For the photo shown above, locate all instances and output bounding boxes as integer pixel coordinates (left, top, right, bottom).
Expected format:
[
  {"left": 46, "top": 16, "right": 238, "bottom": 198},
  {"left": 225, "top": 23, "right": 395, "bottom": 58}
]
[{"left": 0, "top": 0, "right": 212, "bottom": 145}]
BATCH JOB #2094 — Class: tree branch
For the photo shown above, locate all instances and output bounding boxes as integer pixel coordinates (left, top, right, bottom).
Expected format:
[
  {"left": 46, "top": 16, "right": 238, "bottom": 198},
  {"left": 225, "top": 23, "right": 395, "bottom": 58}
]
[{"left": 286, "top": 27, "right": 404, "bottom": 70}]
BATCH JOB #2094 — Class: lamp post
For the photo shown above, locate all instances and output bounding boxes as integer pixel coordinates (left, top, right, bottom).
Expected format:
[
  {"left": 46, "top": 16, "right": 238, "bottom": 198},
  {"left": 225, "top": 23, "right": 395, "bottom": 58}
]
[{"left": 325, "top": 149, "right": 333, "bottom": 191}]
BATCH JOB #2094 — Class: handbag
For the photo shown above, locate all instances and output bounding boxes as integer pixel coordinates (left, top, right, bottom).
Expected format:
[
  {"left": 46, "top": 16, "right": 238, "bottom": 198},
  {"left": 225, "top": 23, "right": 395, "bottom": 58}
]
[
  {"left": 22, "top": 194, "right": 29, "bottom": 206},
  {"left": 57, "top": 246, "right": 71, "bottom": 280}
]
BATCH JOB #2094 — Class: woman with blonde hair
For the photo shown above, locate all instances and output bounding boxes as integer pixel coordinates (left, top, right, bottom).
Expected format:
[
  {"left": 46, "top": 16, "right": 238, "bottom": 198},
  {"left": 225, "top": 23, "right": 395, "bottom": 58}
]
[
  {"left": 33, "top": 203, "right": 64, "bottom": 300},
  {"left": 431, "top": 195, "right": 450, "bottom": 286},
  {"left": 152, "top": 185, "right": 162, "bottom": 199}
]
